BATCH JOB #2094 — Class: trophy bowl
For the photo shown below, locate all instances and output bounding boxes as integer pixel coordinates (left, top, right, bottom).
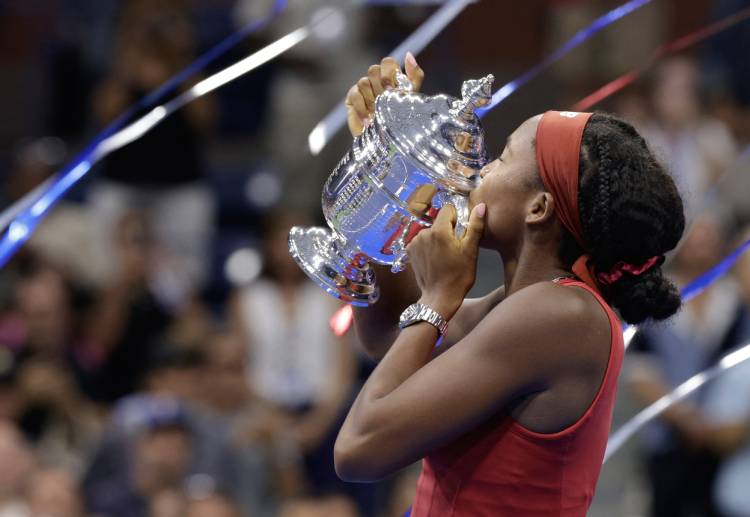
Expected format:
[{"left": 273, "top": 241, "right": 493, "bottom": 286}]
[{"left": 289, "top": 73, "right": 494, "bottom": 306}]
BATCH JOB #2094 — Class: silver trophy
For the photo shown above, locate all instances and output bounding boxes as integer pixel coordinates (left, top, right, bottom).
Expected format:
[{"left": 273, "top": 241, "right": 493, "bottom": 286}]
[{"left": 289, "top": 72, "right": 494, "bottom": 306}]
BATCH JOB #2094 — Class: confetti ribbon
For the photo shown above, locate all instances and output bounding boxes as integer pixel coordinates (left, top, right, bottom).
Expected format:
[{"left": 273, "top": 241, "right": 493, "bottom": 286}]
[
  {"left": 476, "top": 0, "right": 653, "bottom": 117},
  {"left": 573, "top": 4, "right": 750, "bottom": 111},
  {"left": 0, "top": 0, "right": 467, "bottom": 261},
  {"left": 0, "top": 0, "right": 290, "bottom": 237},
  {"left": 605, "top": 341, "right": 750, "bottom": 462}
]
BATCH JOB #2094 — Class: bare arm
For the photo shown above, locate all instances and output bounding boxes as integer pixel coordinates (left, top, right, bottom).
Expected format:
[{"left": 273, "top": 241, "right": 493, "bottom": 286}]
[{"left": 335, "top": 282, "right": 590, "bottom": 481}]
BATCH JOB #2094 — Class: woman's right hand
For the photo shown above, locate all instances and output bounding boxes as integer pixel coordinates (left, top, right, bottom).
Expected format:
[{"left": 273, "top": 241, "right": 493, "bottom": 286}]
[{"left": 346, "top": 53, "right": 425, "bottom": 137}]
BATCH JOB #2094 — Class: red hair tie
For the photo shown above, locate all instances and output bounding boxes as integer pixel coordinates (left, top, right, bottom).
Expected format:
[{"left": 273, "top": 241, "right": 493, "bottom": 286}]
[{"left": 597, "top": 255, "right": 664, "bottom": 285}]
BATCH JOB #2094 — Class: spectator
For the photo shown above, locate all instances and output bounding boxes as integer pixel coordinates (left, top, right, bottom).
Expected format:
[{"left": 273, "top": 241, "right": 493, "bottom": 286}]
[
  {"left": 83, "top": 347, "right": 244, "bottom": 517},
  {"left": 638, "top": 56, "right": 737, "bottom": 218},
  {"left": 89, "top": 0, "right": 217, "bottom": 310},
  {"left": 0, "top": 352, "right": 22, "bottom": 423},
  {"left": 231, "top": 213, "right": 356, "bottom": 493},
  {"left": 25, "top": 467, "right": 85, "bottom": 517},
  {"left": 202, "top": 333, "right": 305, "bottom": 516},
  {"left": 87, "top": 212, "right": 172, "bottom": 402},
  {"left": 697, "top": 226, "right": 750, "bottom": 516},
  {"left": 1, "top": 261, "right": 102, "bottom": 473},
  {"left": 11, "top": 262, "right": 99, "bottom": 394},
  {"left": 0, "top": 422, "right": 35, "bottom": 517},
  {"left": 278, "top": 494, "right": 359, "bottom": 517},
  {"left": 185, "top": 493, "right": 240, "bottom": 517},
  {"left": 84, "top": 404, "right": 193, "bottom": 517},
  {"left": 627, "top": 210, "right": 747, "bottom": 517}
]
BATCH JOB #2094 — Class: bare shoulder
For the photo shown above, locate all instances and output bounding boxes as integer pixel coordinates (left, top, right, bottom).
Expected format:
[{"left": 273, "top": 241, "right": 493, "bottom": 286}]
[{"left": 469, "top": 281, "right": 611, "bottom": 372}]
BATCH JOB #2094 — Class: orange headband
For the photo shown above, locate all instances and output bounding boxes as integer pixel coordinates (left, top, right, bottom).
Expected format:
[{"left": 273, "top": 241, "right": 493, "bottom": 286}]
[{"left": 535, "top": 110, "right": 593, "bottom": 250}]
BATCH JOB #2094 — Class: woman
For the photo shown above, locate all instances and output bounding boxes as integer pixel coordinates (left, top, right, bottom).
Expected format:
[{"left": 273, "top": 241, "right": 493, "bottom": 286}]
[{"left": 334, "top": 56, "right": 686, "bottom": 515}]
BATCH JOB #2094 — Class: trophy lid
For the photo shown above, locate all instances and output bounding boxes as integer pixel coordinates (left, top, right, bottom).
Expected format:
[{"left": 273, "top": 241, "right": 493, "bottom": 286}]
[{"left": 374, "top": 73, "right": 494, "bottom": 193}]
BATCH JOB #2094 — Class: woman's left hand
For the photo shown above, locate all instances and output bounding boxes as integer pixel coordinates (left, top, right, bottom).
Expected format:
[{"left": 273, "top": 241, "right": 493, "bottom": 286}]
[{"left": 406, "top": 202, "right": 486, "bottom": 320}]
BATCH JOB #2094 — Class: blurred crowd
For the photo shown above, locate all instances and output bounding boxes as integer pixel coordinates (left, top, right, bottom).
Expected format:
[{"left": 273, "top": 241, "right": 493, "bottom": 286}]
[{"left": 0, "top": 0, "right": 749, "bottom": 516}]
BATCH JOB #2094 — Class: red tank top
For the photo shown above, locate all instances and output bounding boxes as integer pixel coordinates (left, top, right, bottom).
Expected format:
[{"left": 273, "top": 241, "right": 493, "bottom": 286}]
[{"left": 411, "top": 279, "right": 624, "bottom": 516}]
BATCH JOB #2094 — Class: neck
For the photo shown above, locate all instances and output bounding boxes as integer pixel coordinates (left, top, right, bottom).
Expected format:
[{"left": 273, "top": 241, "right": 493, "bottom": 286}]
[{"left": 501, "top": 239, "right": 570, "bottom": 296}]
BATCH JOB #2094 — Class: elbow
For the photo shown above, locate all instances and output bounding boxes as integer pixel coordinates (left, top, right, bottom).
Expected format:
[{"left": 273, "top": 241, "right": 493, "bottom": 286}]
[{"left": 333, "top": 433, "right": 389, "bottom": 483}]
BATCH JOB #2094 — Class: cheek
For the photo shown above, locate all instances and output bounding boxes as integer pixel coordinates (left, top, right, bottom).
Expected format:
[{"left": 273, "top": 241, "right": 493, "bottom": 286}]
[
  {"left": 473, "top": 169, "right": 530, "bottom": 246},
  {"left": 473, "top": 171, "right": 514, "bottom": 209}
]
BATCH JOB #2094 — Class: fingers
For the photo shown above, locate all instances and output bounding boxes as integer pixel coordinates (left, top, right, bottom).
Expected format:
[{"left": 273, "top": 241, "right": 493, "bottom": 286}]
[
  {"left": 348, "top": 53, "right": 425, "bottom": 137},
  {"left": 368, "top": 65, "right": 384, "bottom": 96},
  {"left": 345, "top": 84, "right": 367, "bottom": 137},
  {"left": 380, "top": 56, "right": 400, "bottom": 90},
  {"left": 357, "top": 77, "right": 376, "bottom": 112},
  {"left": 407, "top": 184, "right": 438, "bottom": 216},
  {"left": 462, "top": 203, "right": 486, "bottom": 250},
  {"left": 405, "top": 52, "right": 424, "bottom": 92},
  {"left": 433, "top": 204, "right": 457, "bottom": 234}
]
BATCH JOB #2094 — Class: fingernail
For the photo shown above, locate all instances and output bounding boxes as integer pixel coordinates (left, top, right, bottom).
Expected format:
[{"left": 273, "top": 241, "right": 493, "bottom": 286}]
[
  {"left": 406, "top": 51, "right": 417, "bottom": 69},
  {"left": 475, "top": 203, "right": 486, "bottom": 218}
]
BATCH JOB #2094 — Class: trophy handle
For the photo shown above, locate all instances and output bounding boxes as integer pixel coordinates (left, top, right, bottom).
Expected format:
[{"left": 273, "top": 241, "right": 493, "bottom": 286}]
[{"left": 288, "top": 226, "right": 379, "bottom": 306}]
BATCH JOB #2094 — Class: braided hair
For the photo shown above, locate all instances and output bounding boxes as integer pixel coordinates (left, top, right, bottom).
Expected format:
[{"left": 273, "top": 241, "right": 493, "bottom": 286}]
[{"left": 559, "top": 113, "right": 685, "bottom": 324}]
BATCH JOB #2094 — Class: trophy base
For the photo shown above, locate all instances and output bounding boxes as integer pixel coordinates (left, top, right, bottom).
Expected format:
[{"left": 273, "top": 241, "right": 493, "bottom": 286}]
[{"left": 288, "top": 226, "right": 379, "bottom": 306}]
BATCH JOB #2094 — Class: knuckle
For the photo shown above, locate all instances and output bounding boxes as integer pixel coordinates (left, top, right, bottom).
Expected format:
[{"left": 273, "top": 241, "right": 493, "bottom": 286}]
[
  {"left": 368, "top": 65, "right": 380, "bottom": 75},
  {"left": 357, "top": 77, "right": 370, "bottom": 89}
]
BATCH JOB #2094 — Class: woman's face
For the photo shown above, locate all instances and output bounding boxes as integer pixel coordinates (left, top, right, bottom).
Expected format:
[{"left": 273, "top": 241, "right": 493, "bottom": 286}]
[{"left": 470, "top": 115, "right": 542, "bottom": 251}]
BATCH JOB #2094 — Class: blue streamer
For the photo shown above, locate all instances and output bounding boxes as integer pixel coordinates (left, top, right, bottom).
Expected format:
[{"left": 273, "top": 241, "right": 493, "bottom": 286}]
[
  {"left": 682, "top": 235, "right": 750, "bottom": 303},
  {"left": 0, "top": 0, "right": 466, "bottom": 266},
  {"left": 0, "top": 0, "right": 289, "bottom": 267},
  {"left": 674, "top": 143, "right": 750, "bottom": 303},
  {"left": 476, "top": 0, "right": 652, "bottom": 117}
]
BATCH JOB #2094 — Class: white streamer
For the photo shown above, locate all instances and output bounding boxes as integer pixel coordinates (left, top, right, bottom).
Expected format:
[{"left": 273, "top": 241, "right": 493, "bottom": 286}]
[
  {"left": 307, "top": 0, "right": 475, "bottom": 155},
  {"left": 0, "top": 21, "right": 315, "bottom": 237},
  {"left": 604, "top": 341, "right": 750, "bottom": 463},
  {"left": 95, "top": 26, "right": 311, "bottom": 163}
]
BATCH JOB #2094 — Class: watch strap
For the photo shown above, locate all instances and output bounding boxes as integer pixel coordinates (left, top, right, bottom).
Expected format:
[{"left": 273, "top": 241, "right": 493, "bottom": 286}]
[{"left": 398, "top": 303, "right": 449, "bottom": 337}]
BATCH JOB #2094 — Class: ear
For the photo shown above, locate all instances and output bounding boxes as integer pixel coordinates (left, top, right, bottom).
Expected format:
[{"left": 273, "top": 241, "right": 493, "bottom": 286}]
[{"left": 526, "top": 192, "right": 555, "bottom": 226}]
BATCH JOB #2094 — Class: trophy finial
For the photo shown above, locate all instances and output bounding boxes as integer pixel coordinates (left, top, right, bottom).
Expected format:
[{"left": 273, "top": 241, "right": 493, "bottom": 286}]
[{"left": 451, "top": 74, "right": 494, "bottom": 120}]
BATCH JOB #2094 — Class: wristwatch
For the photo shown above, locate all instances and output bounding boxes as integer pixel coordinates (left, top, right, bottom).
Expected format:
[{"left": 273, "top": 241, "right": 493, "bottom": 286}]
[{"left": 398, "top": 303, "right": 449, "bottom": 341}]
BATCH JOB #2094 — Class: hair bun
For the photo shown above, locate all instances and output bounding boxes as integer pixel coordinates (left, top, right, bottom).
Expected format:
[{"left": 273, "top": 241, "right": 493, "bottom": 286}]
[{"left": 606, "top": 267, "right": 681, "bottom": 324}]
